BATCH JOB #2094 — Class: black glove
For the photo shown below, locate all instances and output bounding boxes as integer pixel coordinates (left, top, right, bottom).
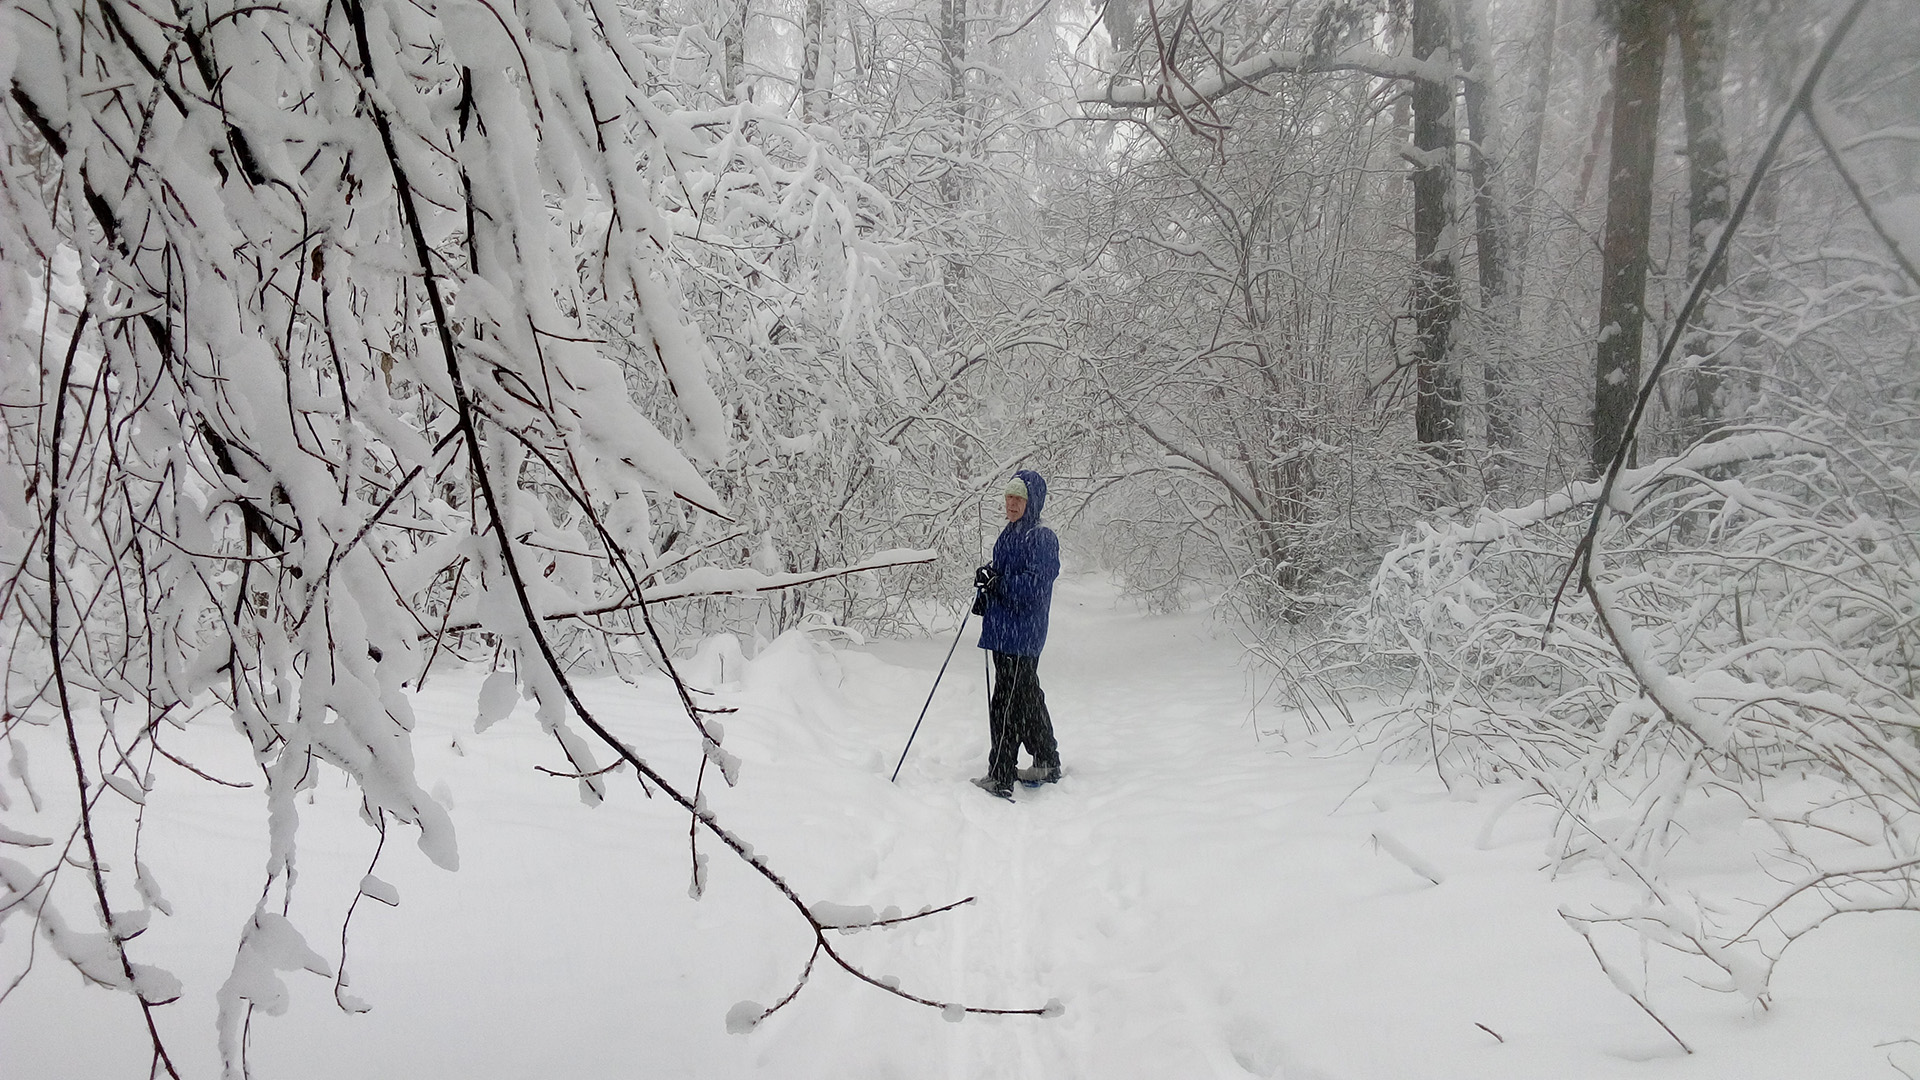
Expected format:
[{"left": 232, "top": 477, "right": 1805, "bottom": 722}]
[{"left": 971, "top": 565, "right": 996, "bottom": 616}]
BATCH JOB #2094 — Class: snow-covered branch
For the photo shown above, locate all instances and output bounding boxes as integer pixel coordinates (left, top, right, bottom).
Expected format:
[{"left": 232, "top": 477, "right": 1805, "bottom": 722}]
[
  {"left": 434, "top": 548, "right": 936, "bottom": 635},
  {"left": 1294, "top": 405, "right": 1920, "bottom": 1010},
  {"left": 1086, "top": 46, "right": 1462, "bottom": 111}
]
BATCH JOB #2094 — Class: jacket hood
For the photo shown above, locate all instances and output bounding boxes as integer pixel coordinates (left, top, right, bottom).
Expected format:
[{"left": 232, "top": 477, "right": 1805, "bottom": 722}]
[{"left": 1012, "top": 469, "right": 1047, "bottom": 528}]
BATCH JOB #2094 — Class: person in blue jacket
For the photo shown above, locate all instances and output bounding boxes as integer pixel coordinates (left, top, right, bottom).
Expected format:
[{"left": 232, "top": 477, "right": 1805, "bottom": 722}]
[{"left": 971, "top": 470, "right": 1061, "bottom": 800}]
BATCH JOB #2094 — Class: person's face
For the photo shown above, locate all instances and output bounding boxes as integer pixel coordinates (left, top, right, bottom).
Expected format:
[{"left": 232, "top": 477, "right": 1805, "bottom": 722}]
[{"left": 1004, "top": 494, "right": 1028, "bottom": 522}]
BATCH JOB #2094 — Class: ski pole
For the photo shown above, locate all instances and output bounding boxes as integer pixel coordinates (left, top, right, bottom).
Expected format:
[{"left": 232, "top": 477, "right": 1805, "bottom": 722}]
[{"left": 890, "top": 591, "right": 980, "bottom": 783}]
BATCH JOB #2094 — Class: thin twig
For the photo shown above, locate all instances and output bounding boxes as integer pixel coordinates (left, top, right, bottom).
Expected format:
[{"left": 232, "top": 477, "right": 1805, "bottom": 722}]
[
  {"left": 333, "top": 812, "right": 388, "bottom": 1013},
  {"left": 534, "top": 760, "right": 628, "bottom": 780}
]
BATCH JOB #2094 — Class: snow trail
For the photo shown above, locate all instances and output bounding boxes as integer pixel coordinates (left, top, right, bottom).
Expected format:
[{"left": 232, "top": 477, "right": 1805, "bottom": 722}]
[{"left": 6, "top": 576, "right": 1917, "bottom": 1079}]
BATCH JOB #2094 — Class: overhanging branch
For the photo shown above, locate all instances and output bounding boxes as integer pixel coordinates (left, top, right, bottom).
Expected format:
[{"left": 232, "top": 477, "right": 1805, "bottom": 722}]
[
  {"left": 427, "top": 549, "right": 936, "bottom": 638},
  {"left": 1086, "top": 45, "right": 1462, "bottom": 111}
]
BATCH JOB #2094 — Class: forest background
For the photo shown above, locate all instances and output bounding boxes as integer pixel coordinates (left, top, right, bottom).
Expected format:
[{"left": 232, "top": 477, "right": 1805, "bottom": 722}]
[{"left": 1, "top": 0, "right": 1917, "bottom": 1072}]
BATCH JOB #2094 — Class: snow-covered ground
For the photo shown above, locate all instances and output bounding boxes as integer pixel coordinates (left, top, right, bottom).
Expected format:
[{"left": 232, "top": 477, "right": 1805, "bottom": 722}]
[{"left": 8, "top": 575, "right": 1918, "bottom": 1078}]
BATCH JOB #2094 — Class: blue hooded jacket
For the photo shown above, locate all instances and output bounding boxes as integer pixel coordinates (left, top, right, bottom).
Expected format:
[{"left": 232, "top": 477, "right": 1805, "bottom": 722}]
[{"left": 978, "top": 469, "right": 1059, "bottom": 657}]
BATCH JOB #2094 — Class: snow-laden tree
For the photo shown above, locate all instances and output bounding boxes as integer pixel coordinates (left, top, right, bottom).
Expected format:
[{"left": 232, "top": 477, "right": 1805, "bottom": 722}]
[
  {"left": 1053, "top": 87, "right": 1415, "bottom": 618},
  {"left": 1086, "top": 0, "right": 1477, "bottom": 475},
  {"left": 596, "top": 0, "right": 1114, "bottom": 631},
  {"left": 767, "top": 0, "right": 1106, "bottom": 591},
  {"left": 0, "top": 0, "right": 1054, "bottom": 1069}
]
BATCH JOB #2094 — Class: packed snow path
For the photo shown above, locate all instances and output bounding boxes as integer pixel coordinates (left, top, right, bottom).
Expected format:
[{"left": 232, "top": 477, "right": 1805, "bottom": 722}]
[{"left": 9, "top": 576, "right": 1917, "bottom": 1078}]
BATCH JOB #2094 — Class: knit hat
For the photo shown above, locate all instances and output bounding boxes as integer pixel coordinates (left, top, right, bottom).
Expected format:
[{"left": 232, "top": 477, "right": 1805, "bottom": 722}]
[{"left": 1004, "top": 477, "right": 1028, "bottom": 499}]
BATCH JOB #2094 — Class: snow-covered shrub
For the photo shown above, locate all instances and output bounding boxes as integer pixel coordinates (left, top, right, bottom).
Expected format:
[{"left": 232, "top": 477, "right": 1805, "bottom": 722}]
[
  {"left": 1271, "top": 14, "right": 1920, "bottom": 1030},
  {"left": 1284, "top": 400, "right": 1919, "bottom": 1018}
]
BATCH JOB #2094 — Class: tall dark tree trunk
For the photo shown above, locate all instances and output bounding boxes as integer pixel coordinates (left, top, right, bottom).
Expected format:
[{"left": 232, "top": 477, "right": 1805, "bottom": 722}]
[
  {"left": 1411, "top": 0, "right": 1462, "bottom": 465},
  {"left": 1674, "top": 0, "right": 1729, "bottom": 439},
  {"left": 1591, "top": 0, "right": 1667, "bottom": 476}
]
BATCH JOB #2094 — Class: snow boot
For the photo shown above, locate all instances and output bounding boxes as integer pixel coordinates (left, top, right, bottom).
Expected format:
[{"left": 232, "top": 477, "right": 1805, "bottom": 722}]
[
  {"left": 971, "top": 776, "right": 1015, "bottom": 801},
  {"left": 1017, "top": 763, "right": 1062, "bottom": 786}
]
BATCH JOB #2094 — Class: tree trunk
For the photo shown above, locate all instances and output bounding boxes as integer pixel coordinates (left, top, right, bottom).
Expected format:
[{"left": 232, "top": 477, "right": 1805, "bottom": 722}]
[
  {"left": 801, "top": 0, "right": 830, "bottom": 121},
  {"left": 1511, "top": 0, "right": 1559, "bottom": 291},
  {"left": 1674, "top": 0, "right": 1729, "bottom": 439},
  {"left": 1387, "top": 0, "right": 1412, "bottom": 203},
  {"left": 1411, "top": 0, "right": 1462, "bottom": 465},
  {"left": 724, "top": 0, "right": 748, "bottom": 99},
  {"left": 939, "top": 0, "right": 968, "bottom": 207},
  {"left": 1455, "top": 0, "right": 1517, "bottom": 455},
  {"left": 1456, "top": 0, "right": 1507, "bottom": 307},
  {"left": 937, "top": 0, "right": 970, "bottom": 296},
  {"left": 1574, "top": 88, "right": 1613, "bottom": 209},
  {"left": 1591, "top": 0, "right": 1667, "bottom": 475}
]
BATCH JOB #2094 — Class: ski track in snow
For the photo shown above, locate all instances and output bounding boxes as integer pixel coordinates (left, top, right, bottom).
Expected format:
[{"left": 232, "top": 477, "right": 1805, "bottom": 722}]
[{"left": 5, "top": 574, "right": 1919, "bottom": 1079}]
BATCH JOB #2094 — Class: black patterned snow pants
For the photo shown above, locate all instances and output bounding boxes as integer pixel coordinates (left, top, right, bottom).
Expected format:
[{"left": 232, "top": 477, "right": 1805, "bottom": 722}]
[{"left": 986, "top": 651, "right": 1059, "bottom": 786}]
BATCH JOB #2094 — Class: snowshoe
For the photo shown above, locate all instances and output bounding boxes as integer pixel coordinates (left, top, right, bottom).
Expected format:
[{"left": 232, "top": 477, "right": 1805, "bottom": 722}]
[
  {"left": 1017, "top": 764, "right": 1062, "bottom": 786},
  {"left": 971, "top": 776, "right": 1015, "bottom": 801}
]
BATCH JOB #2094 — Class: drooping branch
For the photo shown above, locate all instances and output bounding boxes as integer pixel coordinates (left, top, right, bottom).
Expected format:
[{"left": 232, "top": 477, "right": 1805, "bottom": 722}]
[{"left": 46, "top": 306, "right": 184, "bottom": 1076}]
